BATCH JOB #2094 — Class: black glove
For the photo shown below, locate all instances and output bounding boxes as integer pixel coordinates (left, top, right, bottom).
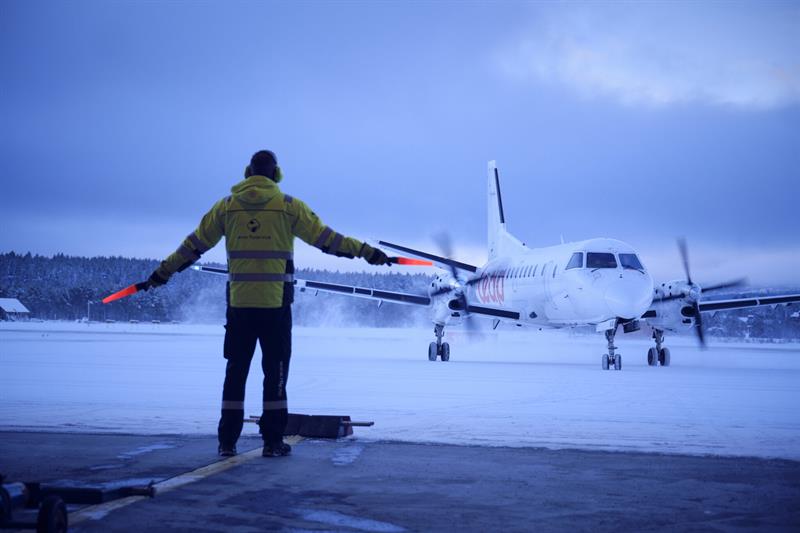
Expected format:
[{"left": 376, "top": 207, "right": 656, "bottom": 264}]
[
  {"left": 147, "top": 270, "right": 169, "bottom": 290},
  {"left": 361, "top": 244, "right": 391, "bottom": 266}
]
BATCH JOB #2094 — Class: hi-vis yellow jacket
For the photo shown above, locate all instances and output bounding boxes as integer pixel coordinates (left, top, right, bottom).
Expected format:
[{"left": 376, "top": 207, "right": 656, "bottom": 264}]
[{"left": 155, "top": 176, "right": 368, "bottom": 308}]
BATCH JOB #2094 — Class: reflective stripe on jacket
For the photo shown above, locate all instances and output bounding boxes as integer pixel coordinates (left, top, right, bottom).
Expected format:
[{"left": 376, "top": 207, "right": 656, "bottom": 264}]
[{"left": 155, "top": 175, "right": 365, "bottom": 308}]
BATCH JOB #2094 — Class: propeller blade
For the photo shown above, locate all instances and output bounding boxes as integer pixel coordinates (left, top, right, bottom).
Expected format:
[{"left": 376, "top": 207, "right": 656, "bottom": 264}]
[
  {"left": 462, "top": 313, "right": 483, "bottom": 342},
  {"left": 102, "top": 281, "right": 149, "bottom": 304},
  {"left": 432, "top": 232, "right": 454, "bottom": 260},
  {"left": 677, "top": 237, "right": 693, "bottom": 285},
  {"left": 463, "top": 275, "right": 485, "bottom": 287},
  {"left": 432, "top": 232, "right": 460, "bottom": 280},
  {"left": 391, "top": 257, "right": 434, "bottom": 267},
  {"left": 430, "top": 286, "right": 454, "bottom": 297},
  {"left": 694, "top": 302, "right": 706, "bottom": 349},
  {"left": 701, "top": 278, "right": 747, "bottom": 293}
]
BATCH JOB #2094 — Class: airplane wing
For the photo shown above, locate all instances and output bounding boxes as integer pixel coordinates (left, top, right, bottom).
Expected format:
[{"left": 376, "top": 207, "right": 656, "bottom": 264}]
[
  {"left": 378, "top": 240, "right": 479, "bottom": 274},
  {"left": 191, "top": 265, "right": 431, "bottom": 307},
  {"left": 697, "top": 293, "right": 800, "bottom": 313},
  {"left": 464, "top": 305, "right": 520, "bottom": 320},
  {"left": 297, "top": 279, "right": 431, "bottom": 307},
  {"left": 641, "top": 293, "right": 800, "bottom": 319}
]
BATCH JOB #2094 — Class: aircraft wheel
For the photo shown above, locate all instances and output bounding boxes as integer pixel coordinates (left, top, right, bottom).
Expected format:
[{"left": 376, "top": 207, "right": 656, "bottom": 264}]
[
  {"left": 0, "top": 486, "right": 12, "bottom": 527},
  {"left": 659, "top": 347, "right": 671, "bottom": 367},
  {"left": 441, "top": 342, "right": 450, "bottom": 362},
  {"left": 614, "top": 355, "right": 622, "bottom": 371},
  {"left": 647, "top": 347, "right": 658, "bottom": 366},
  {"left": 37, "top": 495, "right": 68, "bottom": 533},
  {"left": 428, "top": 342, "right": 438, "bottom": 362},
  {"left": 602, "top": 354, "right": 609, "bottom": 370}
]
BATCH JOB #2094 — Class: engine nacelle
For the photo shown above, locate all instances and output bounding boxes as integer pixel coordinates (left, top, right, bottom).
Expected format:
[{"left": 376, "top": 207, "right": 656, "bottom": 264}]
[
  {"left": 653, "top": 280, "right": 700, "bottom": 301},
  {"left": 428, "top": 273, "right": 457, "bottom": 297},
  {"left": 428, "top": 273, "right": 462, "bottom": 325},
  {"left": 646, "top": 280, "right": 702, "bottom": 332}
]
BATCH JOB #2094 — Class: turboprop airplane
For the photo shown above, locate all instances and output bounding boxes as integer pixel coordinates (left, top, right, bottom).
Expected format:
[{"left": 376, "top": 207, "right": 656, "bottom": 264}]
[{"left": 195, "top": 161, "right": 800, "bottom": 370}]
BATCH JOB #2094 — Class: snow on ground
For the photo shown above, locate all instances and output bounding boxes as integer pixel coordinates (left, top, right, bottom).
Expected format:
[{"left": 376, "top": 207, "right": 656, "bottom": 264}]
[{"left": 1, "top": 321, "right": 799, "bottom": 460}]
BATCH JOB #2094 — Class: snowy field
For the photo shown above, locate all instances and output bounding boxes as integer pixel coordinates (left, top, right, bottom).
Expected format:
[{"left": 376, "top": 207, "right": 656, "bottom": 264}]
[{"left": 1, "top": 321, "right": 799, "bottom": 460}]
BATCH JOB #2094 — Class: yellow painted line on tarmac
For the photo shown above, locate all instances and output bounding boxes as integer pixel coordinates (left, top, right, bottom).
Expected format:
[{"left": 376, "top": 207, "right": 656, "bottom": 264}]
[{"left": 68, "top": 435, "right": 304, "bottom": 526}]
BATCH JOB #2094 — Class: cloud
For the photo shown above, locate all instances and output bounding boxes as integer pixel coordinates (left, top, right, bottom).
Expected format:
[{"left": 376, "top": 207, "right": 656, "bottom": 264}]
[{"left": 496, "top": 3, "right": 800, "bottom": 110}]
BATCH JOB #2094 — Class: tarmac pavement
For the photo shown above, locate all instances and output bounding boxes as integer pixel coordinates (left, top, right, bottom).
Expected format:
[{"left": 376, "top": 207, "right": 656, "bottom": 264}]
[{"left": 1, "top": 431, "right": 799, "bottom": 532}]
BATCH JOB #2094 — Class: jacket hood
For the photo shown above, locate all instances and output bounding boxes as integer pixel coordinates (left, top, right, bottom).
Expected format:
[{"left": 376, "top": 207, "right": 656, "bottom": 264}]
[{"left": 230, "top": 175, "right": 280, "bottom": 205}]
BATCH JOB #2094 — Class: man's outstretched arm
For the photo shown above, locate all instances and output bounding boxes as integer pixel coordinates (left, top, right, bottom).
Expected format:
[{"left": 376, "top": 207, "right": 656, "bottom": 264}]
[
  {"left": 148, "top": 199, "right": 227, "bottom": 287},
  {"left": 289, "top": 197, "right": 389, "bottom": 265}
]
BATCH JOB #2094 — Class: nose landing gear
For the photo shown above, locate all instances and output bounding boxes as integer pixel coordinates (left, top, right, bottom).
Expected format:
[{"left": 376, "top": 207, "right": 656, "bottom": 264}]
[
  {"left": 647, "top": 329, "right": 671, "bottom": 367},
  {"left": 601, "top": 326, "right": 622, "bottom": 370},
  {"left": 428, "top": 323, "right": 450, "bottom": 362}
]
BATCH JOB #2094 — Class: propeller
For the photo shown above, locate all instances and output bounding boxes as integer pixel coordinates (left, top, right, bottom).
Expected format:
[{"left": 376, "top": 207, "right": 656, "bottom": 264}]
[
  {"left": 670, "top": 238, "right": 747, "bottom": 349},
  {"left": 677, "top": 238, "right": 705, "bottom": 348},
  {"left": 430, "top": 232, "right": 482, "bottom": 338}
]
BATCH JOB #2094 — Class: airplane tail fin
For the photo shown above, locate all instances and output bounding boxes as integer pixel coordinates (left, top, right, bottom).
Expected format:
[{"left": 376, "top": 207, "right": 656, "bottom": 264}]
[{"left": 488, "top": 160, "right": 525, "bottom": 260}]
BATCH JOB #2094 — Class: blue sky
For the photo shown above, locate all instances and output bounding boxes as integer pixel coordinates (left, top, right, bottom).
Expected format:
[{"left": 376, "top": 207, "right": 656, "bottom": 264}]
[{"left": 1, "top": 1, "right": 798, "bottom": 285}]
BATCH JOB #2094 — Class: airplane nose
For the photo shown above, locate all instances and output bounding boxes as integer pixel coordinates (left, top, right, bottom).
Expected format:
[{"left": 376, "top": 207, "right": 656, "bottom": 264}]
[{"left": 605, "top": 275, "right": 654, "bottom": 319}]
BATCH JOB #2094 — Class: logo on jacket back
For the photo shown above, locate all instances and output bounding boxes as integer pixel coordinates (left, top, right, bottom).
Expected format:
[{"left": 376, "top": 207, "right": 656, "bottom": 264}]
[{"left": 247, "top": 219, "right": 261, "bottom": 233}]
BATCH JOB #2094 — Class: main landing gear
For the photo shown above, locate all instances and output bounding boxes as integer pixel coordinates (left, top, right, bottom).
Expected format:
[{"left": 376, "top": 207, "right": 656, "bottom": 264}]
[
  {"left": 647, "top": 329, "right": 671, "bottom": 367},
  {"left": 428, "top": 323, "right": 450, "bottom": 362},
  {"left": 601, "top": 327, "right": 622, "bottom": 370}
]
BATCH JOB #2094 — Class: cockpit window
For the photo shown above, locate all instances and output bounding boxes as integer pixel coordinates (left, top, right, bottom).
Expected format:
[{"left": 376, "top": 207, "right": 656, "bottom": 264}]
[
  {"left": 565, "top": 252, "right": 583, "bottom": 270},
  {"left": 586, "top": 252, "right": 617, "bottom": 269},
  {"left": 619, "top": 253, "right": 644, "bottom": 271}
]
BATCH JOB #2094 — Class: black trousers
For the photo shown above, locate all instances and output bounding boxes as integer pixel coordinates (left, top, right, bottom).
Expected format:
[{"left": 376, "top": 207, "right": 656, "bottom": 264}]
[{"left": 218, "top": 306, "right": 292, "bottom": 447}]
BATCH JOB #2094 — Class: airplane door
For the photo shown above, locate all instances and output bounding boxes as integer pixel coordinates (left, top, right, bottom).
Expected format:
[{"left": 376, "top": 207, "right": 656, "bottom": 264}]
[
  {"left": 544, "top": 261, "right": 559, "bottom": 311},
  {"left": 544, "top": 260, "right": 575, "bottom": 320}
]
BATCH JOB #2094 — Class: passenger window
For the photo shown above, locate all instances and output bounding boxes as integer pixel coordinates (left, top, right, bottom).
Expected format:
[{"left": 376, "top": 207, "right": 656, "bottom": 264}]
[
  {"left": 565, "top": 252, "right": 583, "bottom": 270},
  {"left": 586, "top": 252, "right": 617, "bottom": 269},
  {"left": 553, "top": 265, "right": 558, "bottom": 278},
  {"left": 532, "top": 265, "right": 538, "bottom": 277}
]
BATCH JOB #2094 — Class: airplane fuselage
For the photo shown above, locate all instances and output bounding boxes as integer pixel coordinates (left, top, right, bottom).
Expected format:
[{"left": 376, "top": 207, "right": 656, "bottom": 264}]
[{"left": 463, "top": 238, "right": 654, "bottom": 329}]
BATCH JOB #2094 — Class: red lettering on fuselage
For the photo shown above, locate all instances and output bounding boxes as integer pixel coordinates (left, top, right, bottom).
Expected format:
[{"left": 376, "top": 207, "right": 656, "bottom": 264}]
[{"left": 477, "top": 274, "right": 505, "bottom": 304}]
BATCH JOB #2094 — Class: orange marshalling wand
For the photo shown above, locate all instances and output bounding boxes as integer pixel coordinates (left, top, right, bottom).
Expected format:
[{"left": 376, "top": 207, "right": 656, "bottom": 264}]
[
  {"left": 391, "top": 257, "right": 433, "bottom": 266},
  {"left": 102, "top": 282, "right": 149, "bottom": 304}
]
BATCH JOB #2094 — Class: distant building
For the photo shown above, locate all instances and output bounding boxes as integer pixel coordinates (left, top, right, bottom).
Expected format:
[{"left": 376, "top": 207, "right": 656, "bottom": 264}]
[{"left": 0, "top": 298, "right": 31, "bottom": 321}]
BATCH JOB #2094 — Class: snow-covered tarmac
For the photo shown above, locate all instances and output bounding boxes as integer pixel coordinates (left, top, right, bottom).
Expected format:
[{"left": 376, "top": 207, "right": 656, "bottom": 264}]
[{"left": 1, "top": 322, "right": 798, "bottom": 460}]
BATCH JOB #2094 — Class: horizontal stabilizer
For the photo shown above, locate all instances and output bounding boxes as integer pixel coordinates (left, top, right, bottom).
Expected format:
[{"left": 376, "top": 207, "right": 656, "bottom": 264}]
[{"left": 378, "top": 240, "right": 478, "bottom": 273}]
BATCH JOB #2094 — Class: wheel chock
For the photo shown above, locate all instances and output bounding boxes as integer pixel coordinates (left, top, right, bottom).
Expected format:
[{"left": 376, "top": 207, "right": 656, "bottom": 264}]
[{"left": 246, "top": 413, "right": 374, "bottom": 439}]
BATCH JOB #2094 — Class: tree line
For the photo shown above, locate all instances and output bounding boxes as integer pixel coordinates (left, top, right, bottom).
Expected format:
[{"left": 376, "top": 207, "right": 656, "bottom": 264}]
[{"left": 0, "top": 252, "right": 431, "bottom": 327}]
